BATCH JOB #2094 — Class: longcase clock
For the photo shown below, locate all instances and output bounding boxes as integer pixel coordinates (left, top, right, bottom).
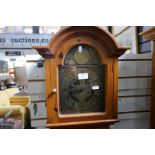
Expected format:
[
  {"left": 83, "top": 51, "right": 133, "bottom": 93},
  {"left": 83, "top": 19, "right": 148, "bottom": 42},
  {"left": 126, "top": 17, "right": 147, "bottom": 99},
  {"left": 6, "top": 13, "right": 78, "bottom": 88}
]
[{"left": 33, "top": 26, "right": 129, "bottom": 128}]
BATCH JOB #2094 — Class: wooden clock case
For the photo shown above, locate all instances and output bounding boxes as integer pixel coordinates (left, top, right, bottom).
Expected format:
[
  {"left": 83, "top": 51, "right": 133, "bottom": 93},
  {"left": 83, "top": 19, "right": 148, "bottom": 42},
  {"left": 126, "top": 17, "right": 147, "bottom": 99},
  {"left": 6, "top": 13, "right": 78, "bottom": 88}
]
[
  {"left": 33, "top": 26, "right": 128, "bottom": 128},
  {"left": 140, "top": 27, "right": 155, "bottom": 128}
]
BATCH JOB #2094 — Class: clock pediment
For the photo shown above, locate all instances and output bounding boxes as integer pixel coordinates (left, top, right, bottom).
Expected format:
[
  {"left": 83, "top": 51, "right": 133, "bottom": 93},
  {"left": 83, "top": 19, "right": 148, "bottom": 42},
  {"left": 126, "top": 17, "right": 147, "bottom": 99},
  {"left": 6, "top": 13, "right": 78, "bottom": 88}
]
[{"left": 34, "top": 26, "right": 129, "bottom": 59}]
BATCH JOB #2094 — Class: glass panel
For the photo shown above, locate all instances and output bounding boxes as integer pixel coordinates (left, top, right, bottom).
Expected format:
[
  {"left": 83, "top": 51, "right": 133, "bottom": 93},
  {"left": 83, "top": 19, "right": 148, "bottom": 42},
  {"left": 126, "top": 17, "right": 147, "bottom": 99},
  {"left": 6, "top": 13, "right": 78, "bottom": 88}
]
[
  {"left": 14, "top": 26, "right": 24, "bottom": 33},
  {"left": 24, "top": 26, "right": 32, "bottom": 34},
  {"left": 0, "top": 26, "right": 30, "bottom": 34},
  {"left": 39, "top": 26, "right": 61, "bottom": 34},
  {"left": 0, "top": 26, "right": 5, "bottom": 33},
  {"left": 59, "top": 45, "right": 105, "bottom": 115},
  {"left": 5, "top": 26, "right": 15, "bottom": 33},
  {"left": 64, "top": 45, "right": 100, "bottom": 65},
  {"left": 59, "top": 65, "right": 105, "bottom": 114},
  {"left": 0, "top": 61, "right": 8, "bottom": 73}
]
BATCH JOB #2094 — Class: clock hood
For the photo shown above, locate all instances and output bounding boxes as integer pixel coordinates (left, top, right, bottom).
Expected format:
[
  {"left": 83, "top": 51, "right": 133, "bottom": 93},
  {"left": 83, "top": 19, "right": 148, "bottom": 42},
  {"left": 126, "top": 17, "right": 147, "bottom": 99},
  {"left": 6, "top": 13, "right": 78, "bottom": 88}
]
[{"left": 33, "top": 26, "right": 129, "bottom": 59}]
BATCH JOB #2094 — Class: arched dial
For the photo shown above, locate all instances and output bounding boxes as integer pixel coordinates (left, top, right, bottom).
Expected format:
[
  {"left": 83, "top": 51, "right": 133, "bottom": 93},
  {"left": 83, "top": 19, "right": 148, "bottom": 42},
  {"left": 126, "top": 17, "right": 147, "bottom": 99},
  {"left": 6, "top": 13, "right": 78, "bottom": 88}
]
[
  {"left": 58, "top": 45, "right": 105, "bottom": 114},
  {"left": 65, "top": 45, "right": 100, "bottom": 65}
]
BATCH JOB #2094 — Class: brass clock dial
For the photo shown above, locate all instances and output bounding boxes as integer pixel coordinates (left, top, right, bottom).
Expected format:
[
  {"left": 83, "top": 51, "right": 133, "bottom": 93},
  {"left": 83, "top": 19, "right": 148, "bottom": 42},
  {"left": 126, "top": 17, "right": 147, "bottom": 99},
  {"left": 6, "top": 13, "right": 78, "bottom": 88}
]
[
  {"left": 59, "top": 65, "right": 105, "bottom": 114},
  {"left": 58, "top": 45, "right": 106, "bottom": 115},
  {"left": 65, "top": 45, "right": 100, "bottom": 65},
  {"left": 73, "top": 46, "right": 90, "bottom": 64}
]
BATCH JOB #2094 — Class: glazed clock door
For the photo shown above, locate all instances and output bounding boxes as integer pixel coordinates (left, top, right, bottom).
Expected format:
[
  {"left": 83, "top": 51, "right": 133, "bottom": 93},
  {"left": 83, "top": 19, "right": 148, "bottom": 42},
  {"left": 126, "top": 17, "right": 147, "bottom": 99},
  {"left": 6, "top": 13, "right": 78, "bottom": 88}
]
[{"left": 58, "top": 45, "right": 106, "bottom": 115}]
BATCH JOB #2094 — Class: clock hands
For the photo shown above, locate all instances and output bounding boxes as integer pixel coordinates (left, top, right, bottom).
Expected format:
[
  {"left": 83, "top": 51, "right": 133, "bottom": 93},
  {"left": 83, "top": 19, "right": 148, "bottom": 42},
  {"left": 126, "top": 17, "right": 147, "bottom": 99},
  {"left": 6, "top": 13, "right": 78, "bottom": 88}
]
[
  {"left": 68, "top": 78, "right": 97, "bottom": 103},
  {"left": 59, "top": 63, "right": 105, "bottom": 114}
]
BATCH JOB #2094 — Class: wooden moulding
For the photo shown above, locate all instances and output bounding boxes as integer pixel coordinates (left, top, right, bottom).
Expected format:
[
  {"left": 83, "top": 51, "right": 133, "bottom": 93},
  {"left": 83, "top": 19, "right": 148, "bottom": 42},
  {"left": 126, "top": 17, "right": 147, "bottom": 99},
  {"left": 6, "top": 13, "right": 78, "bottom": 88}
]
[
  {"left": 140, "top": 27, "right": 155, "bottom": 40},
  {"left": 33, "top": 27, "right": 129, "bottom": 59},
  {"left": 32, "top": 46, "right": 54, "bottom": 59},
  {"left": 46, "top": 119, "right": 119, "bottom": 129}
]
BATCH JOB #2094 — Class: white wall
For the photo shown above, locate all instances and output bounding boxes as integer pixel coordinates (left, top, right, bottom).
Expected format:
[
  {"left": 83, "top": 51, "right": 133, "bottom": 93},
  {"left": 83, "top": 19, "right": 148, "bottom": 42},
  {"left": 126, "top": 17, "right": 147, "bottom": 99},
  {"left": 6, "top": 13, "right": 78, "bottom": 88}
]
[
  {"left": 110, "top": 26, "right": 151, "bottom": 129},
  {"left": 111, "top": 53, "right": 152, "bottom": 129}
]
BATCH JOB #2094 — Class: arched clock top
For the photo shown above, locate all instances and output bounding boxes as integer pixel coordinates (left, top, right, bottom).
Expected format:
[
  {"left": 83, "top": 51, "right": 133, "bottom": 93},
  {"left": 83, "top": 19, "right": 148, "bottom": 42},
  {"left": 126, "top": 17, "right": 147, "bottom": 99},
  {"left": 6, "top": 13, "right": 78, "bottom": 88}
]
[{"left": 33, "top": 26, "right": 129, "bottom": 59}]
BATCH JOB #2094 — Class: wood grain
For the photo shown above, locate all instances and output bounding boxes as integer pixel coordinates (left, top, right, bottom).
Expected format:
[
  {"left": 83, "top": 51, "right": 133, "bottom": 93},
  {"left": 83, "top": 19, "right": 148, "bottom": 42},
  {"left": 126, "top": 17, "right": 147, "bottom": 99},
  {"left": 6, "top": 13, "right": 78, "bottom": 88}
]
[
  {"left": 151, "top": 41, "right": 155, "bottom": 128},
  {"left": 33, "top": 26, "right": 128, "bottom": 128}
]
